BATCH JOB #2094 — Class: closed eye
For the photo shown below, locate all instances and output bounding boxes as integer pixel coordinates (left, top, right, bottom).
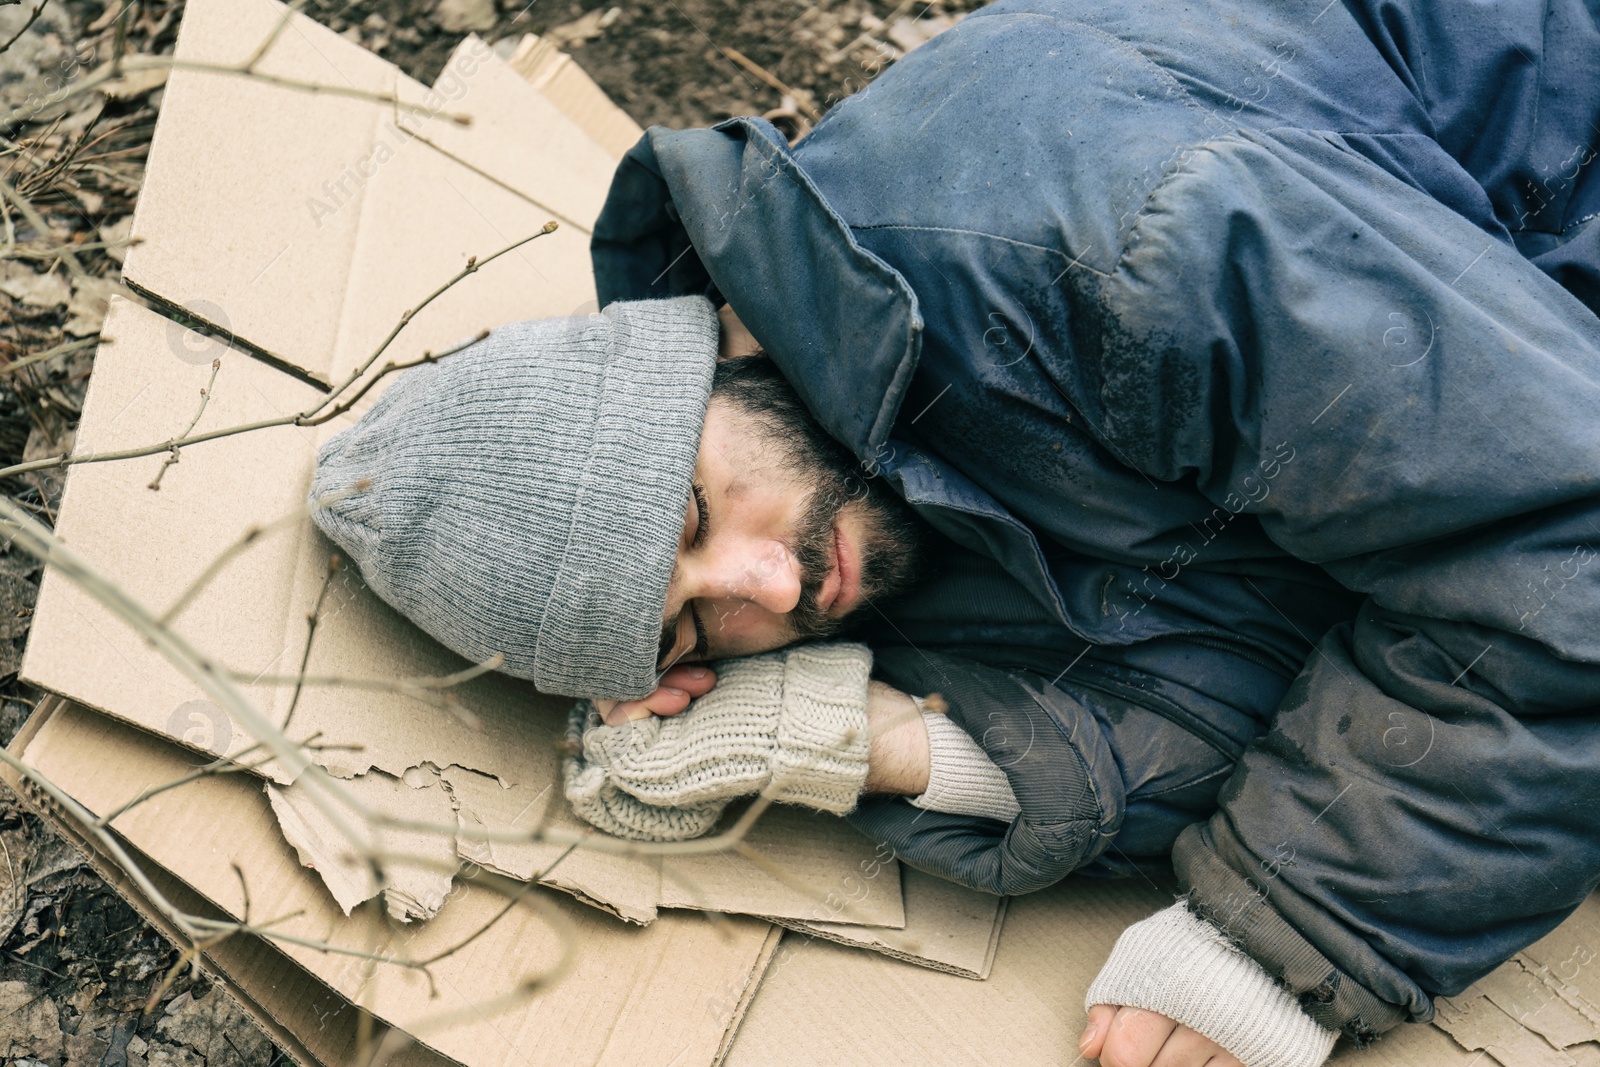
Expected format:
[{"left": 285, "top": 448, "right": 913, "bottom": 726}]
[
  {"left": 692, "top": 482, "right": 710, "bottom": 549},
  {"left": 690, "top": 602, "right": 709, "bottom": 659}
]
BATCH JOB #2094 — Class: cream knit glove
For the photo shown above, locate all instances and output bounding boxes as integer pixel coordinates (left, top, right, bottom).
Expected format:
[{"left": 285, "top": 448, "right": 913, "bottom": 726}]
[
  {"left": 1086, "top": 902, "right": 1339, "bottom": 1067},
  {"left": 563, "top": 643, "right": 874, "bottom": 841}
]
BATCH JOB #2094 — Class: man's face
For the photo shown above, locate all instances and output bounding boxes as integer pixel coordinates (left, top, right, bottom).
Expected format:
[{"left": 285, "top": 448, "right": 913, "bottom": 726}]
[{"left": 656, "top": 375, "right": 924, "bottom": 669}]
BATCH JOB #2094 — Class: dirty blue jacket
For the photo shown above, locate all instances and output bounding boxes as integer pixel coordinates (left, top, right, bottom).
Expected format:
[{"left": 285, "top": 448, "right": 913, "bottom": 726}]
[{"left": 591, "top": 0, "right": 1600, "bottom": 1041}]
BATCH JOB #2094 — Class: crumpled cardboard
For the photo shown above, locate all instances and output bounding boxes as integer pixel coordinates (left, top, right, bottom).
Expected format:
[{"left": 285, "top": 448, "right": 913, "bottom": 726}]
[
  {"left": 10, "top": 697, "right": 777, "bottom": 1067},
  {"left": 1431, "top": 902, "right": 1600, "bottom": 1067},
  {"left": 29, "top": 288, "right": 909, "bottom": 929}
]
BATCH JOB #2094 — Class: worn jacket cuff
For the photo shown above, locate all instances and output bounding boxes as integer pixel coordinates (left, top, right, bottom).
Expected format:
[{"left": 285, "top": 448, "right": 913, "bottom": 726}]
[
  {"left": 909, "top": 704, "right": 1021, "bottom": 822},
  {"left": 1087, "top": 902, "right": 1338, "bottom": 1067}
]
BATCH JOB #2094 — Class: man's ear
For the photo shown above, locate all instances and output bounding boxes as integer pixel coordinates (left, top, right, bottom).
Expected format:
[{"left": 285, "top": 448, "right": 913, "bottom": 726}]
[{"left": 717, "top": 303, "right": 762, "bottom": 362}]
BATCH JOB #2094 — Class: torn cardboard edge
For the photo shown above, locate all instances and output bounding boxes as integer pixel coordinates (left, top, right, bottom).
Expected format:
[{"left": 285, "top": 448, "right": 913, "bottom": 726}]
[
  {"left": 11, "top": 696, "right": 784, "bottom": 1067},
  {"left": 7, "top": 697, "right": 1531, "bottom": 1067},
  {"left": 1431, "top": 910, "right": 1600, "bottom": 1067},
  {"left": 0, "top": 695, "right": 446, "bottom": 1067},
  {"left": 34, "top": 287, "right": 914, "bottom": 939}
]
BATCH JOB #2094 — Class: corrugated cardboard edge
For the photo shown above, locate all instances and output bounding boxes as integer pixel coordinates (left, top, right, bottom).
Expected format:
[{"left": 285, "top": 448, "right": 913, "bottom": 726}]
[
  {"left": 505, "top": 33, "right": 643, "bottom": 159},
  {"left": 0, "top": 695, "right": 440, "bottom": 1067},
  {"left": 766, "top": 904, "right": 1006, "bottom": 980},
  {"left": 715, "top": 925, "right": 784, "bottom": 1067}
]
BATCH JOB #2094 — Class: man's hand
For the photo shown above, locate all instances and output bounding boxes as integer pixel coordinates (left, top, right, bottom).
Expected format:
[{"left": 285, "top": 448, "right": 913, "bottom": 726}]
[
  {"left": 1080, "top": 1005, "right": 1245, "bottom": 1067},
  {"left": 594, "top": 663, "right": 717, "bottom": 725}
]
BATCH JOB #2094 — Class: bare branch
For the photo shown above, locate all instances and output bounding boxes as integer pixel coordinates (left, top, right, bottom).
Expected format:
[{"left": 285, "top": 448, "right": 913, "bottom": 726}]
[
  {"left": 0, "top": 226, "right": 560, "bottom": 482},
  {"left": 148, "top": 357, "right": 221, "bottom": 490},
  {"left": 312, "top": 222, "right": 559, "bottom": 410},
  {"left": 0, "top": 336, "right": 97, "bottom": 377},
  {"left": 280, "top": 552, "right": 340, "bottom": 734},
  {"left": 0, "top": 0, "right": 46, "bottom": 57},
  {"left": 0, "top": 172, "right": 85, "bottom": 277},
  {"left": 0, "top": 53, "right": 473, "bottom": 134},
  {"left": 229, "top": 656, "right": 506, "bottom": 696},
  {"left": 240, "top": 0, "right": 308, "bottom": 73}
]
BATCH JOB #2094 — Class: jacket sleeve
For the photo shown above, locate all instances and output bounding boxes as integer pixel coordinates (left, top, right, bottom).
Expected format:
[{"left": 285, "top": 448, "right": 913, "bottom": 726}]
[
  {"left": 847, "top": 647, "right": 1125, "bottom": 896},
  {"left": 1063, "top": 124, "right": 1600, "bottom": 1040}
]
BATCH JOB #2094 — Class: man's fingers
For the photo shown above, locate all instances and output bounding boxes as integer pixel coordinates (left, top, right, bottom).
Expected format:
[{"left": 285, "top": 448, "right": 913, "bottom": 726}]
[
  {"left": 593, "top": 667, "right": 718, "bottom": 726},
  {"left": 1149, "top": 1024, "right": 1233, "bottom": 1067},
  {"left": 658, "top": 664, "right": 717, "bottom": 704},
  {"left": 601, "top": 691, "right": 679, "bottom": 725},
  {"left": 1080, "top": 1004, "right": 1119, "bottom": 1059},
  {"left": 1095, "top": 1005, "right": 1178, "bottom": 1067}
]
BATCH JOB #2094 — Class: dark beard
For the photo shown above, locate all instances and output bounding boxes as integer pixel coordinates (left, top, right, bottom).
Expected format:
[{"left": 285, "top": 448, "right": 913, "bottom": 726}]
[
  {"left": 710, "top": 354, "right": 926, "bottom": 642},
  {"left": 781, "top": 465, "right": 925, "bottom": 643}
]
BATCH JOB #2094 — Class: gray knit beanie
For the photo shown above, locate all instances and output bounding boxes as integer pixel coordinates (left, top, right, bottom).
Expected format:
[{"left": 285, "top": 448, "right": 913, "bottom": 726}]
[{"left": 308, "top": 296, "right": 717, "bottom": 701}]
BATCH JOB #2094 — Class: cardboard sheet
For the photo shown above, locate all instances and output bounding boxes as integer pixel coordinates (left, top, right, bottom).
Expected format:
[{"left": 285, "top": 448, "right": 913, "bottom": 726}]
[
  {"left": 728, "top": 876, "right": 1174, "bottom": 1065},
  {"left": 772, "top": 866, "right": 1006, "bottom": 980},
  {"left": 24, "top": 297, "right": 905, "bottom": 929},
  {"left": 17, "top": 695, "right": 1576, "bottom": 1067},
  {"left": 1430, "top": 900, "right": 1600, "bottom": 1067},
  {"left": 728, "top": 876, "right": 1522, "bottom": 1067},
  {"left": 22, "top": 0, "right": 909, "bottom": 935},
  {"left": 505, "top": 33, "right": 644, "bottom": 160},
  {"left": 0, "top": 698, "right": 451, "bottom": 1067},
  {"left": 14, "top": 698, "right": 780, "bottom": 1067},
  {"left": 121, "top": 0, "right": 610, "bottom": 386}
]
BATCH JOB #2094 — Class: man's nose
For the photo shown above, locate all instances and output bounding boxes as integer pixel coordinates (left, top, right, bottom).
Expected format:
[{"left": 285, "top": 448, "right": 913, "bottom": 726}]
[{"left": 710, "top": 539, "right": 802, "bottom": 615}]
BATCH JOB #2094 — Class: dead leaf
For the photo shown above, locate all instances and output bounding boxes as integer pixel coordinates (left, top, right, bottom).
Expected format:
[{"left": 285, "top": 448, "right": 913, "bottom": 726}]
[
  {"left": 0, "top": 263, "right": 70, "bottom": 309},
  {"left": 0, "top": 828, "right": 29, "bottom": 945},
  {"left": 94, "top": 61, "right": 169, "bottom": 100},
  {"left": 544, "top": 6, "right": 620, "bottom": 49},
  {"left": 0, "top": 572, "right": 38, "bottom": 639},
  {"left": 155, "top": 988, "right": 273, "bottom": 1067},
  {"left": 100, "top": 216, "right": 134, "bottom": 263},
  {"left": 432, "top": 0, "right": 494, "bottom": 33},
  {"left": 0, "top": 981, "right": 62, "bottom": 1060},
  {"left": 65, "top": 275, "right": 118, "bottom": 337},
  {"left": 887, "top": 13, "right": 962, "bottom": 54}
]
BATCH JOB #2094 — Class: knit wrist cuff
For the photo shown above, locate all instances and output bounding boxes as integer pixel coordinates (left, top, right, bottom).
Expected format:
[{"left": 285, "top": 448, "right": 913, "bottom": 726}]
[
  {"left": 909, "top": 706, "right": 1021, "bottom": 822},
  {"left": 1086, "top": 902, "right": 1338, "bottom": 1067},
  {"left": 771, "top": 643, "right": 873, "bottom": 812}
]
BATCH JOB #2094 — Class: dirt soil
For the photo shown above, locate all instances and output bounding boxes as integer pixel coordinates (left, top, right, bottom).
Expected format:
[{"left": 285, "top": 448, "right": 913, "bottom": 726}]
[{"left": 0, "top": 0, "right": 981, "bottom": 1061}]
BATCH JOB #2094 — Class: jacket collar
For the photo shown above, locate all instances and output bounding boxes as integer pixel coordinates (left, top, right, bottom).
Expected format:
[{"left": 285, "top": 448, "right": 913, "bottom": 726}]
[{"left": 592, "top": 117, "right": 924, "bottom": 461}]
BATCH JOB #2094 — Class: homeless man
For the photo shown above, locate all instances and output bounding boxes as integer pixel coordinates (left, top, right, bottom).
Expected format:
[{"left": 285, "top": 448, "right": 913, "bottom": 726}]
[{"left": 308, "top": 0, "right": 1600, "bottom": 1065}]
